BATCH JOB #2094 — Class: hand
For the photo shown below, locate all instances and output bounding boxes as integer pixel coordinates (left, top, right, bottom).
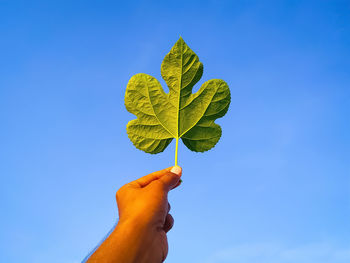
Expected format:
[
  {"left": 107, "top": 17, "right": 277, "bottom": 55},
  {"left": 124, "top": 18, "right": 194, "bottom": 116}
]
[{"left": 87, "top": 166, "right": 182, "bottom": 263}]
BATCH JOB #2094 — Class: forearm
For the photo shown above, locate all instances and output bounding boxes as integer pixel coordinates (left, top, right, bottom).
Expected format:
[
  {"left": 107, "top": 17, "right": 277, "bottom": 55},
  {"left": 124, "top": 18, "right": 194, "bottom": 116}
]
[{"left": 86, "top": 219, "right": 156, "bottom": 263}]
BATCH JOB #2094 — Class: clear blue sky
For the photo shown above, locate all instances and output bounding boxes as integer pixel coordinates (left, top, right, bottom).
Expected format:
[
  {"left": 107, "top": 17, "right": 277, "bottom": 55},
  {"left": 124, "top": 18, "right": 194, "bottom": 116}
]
[{"left": 1, "top": 1, "right": 349, "bottom": 262}]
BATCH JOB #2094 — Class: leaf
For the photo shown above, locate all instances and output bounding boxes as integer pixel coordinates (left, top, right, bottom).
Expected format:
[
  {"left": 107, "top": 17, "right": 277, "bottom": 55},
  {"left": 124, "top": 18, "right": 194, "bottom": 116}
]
[{"left": 125, "top": 37, "right": 231, "bottom": 165}]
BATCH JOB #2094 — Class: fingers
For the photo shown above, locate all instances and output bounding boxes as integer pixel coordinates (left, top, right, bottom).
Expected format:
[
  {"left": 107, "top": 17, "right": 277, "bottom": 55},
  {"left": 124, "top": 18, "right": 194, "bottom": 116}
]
[
  {"left": 129, "top": 167, "right": 173, "bottom": 188},
  {"left": 159, "top": 166, "right": 182, "bottom": 192},
  {"left": 172, "top": 178, "right": 182, "bottom": 190},
  {"left": 163, "top": 213, "right": 174, "bottom": 233}
]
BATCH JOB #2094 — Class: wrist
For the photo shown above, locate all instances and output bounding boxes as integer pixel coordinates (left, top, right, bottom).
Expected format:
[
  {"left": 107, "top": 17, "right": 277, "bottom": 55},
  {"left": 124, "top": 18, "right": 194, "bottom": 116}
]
[{"left": 112, "top": 216, "right": 156, "bottom": 263}]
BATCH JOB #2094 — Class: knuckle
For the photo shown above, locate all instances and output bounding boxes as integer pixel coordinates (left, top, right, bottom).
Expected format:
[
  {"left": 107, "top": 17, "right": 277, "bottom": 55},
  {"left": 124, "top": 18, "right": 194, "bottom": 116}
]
[
  {"left": 115, "top": 186, "right": 125, "bottom": 200},
  {"left": 152, "top": 180, "right": 165, "bottom": 189}
]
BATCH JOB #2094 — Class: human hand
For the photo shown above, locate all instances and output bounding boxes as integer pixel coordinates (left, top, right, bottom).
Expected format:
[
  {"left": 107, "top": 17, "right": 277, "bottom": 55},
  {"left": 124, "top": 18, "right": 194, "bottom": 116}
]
[{"left": 87, "top": 166, "right": 182, "bottom": 263}]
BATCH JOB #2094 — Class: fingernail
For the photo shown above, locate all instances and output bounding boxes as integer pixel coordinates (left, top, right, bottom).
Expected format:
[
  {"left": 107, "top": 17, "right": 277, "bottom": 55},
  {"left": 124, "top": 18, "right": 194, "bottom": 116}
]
[{"left": 170, "top": 166, "right": 182, "bottom": 176}]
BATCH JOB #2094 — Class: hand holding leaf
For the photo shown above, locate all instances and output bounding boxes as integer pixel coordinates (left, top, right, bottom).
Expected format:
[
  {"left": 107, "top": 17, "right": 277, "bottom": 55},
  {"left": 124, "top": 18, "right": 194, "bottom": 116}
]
[{"left": 125, "top": 37, "right": 230, "bottom": 165}]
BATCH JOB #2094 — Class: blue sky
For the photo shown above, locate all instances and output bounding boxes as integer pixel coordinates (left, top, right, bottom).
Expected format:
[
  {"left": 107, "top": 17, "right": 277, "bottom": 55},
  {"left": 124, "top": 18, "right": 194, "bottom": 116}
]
[{"left": 0, "top": 1, "right": 349, "bottom": 262}]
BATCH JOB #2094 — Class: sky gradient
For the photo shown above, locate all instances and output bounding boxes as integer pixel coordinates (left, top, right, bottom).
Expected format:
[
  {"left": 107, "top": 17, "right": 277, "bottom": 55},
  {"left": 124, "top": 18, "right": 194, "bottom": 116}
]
[{"left": 1, "top": 1, "right": 349, "bottom": 262}]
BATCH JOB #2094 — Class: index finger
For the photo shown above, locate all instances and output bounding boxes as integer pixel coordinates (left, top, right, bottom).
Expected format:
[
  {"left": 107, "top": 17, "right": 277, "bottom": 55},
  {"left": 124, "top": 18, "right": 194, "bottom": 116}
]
[{"left": 129, "top": 167, "right": 173, "bottom": 188}]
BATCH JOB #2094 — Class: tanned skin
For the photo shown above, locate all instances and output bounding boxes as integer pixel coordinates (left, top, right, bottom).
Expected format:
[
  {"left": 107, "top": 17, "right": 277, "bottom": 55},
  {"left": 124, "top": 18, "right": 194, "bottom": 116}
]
[{"left": 87, "top": 166, "right": 182, "bottom": 263}]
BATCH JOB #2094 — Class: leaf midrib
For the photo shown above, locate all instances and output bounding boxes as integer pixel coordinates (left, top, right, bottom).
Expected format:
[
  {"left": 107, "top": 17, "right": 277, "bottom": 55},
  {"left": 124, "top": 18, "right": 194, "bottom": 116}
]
[{"left": 176, "top": 41, "right": 184, "bottom": 139}]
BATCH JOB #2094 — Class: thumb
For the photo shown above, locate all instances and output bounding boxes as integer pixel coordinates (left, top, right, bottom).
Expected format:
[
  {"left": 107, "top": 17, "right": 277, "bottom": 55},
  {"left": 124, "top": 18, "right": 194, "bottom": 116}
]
[{"left": 159, "top": 166, "right": 182, "bottom": 191}]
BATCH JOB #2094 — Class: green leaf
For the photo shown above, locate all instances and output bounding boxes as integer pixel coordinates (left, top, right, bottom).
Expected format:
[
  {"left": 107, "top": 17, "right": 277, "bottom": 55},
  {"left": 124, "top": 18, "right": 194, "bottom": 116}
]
[{"left": 125, "top": 37, "right": 230, "bottom": 165}]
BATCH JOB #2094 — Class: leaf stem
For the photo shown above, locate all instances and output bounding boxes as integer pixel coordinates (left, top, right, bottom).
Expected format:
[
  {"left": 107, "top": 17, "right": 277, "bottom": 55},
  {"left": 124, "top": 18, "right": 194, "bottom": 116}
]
[{"left": 175, "top": 137, "right": 179, "bottom": 166}]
